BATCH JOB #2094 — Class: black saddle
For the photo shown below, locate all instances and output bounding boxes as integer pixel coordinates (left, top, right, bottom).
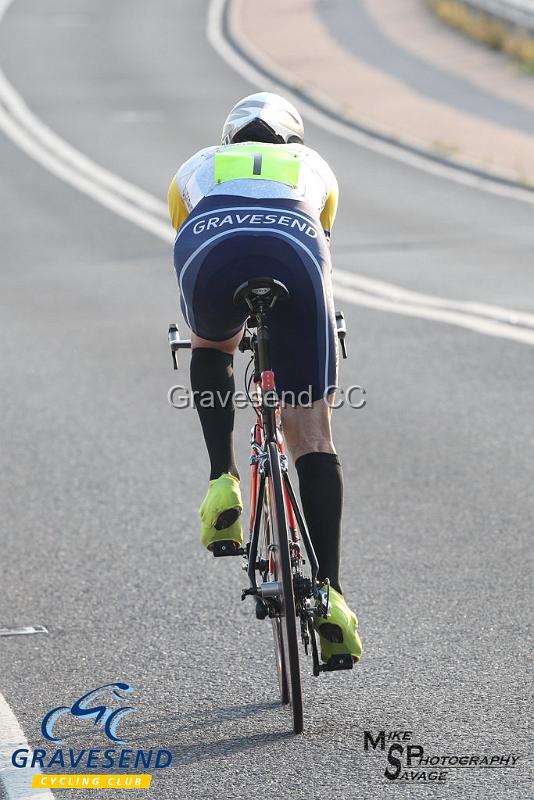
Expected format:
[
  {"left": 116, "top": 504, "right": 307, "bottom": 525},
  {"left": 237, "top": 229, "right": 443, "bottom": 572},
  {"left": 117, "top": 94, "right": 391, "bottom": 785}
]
[{"left": 233, "top": 277, "right": 290, "bottom": 312}]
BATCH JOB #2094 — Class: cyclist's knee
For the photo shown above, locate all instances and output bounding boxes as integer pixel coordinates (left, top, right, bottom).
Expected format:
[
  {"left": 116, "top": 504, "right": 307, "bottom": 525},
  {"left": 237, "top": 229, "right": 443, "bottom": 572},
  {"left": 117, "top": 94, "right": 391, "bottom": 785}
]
[
  {"left": 191, "top": 329, "right": 243, "bottom": 354},
  {"left": 281, "top": 401, "right": 335, "bottom": 462}
]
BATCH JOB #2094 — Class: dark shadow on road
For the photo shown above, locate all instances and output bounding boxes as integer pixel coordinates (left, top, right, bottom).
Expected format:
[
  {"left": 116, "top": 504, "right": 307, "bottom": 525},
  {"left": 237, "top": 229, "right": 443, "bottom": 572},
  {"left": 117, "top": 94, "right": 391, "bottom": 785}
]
[
  {"left": 25, "top": 701, "right": 291, "bottom": 760},
  {"left": 124, "top": 700, "right": 283, "bottom": 737},
  {"left": 167, "top": 728, "right": 295, "bottom": 766}
]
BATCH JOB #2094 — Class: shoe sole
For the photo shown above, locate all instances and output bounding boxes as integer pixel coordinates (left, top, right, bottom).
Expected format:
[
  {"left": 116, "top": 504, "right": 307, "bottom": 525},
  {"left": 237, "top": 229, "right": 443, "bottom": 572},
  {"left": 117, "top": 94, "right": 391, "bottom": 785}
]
[
  {"left": 319, "top": 622, "right": 344, "bottom": 644},
  {"left": 214, "top": 506, "right": 241, "bottom": 531},
  {"left": 317, "top": 622, "right": 360, "bottom": 664}
]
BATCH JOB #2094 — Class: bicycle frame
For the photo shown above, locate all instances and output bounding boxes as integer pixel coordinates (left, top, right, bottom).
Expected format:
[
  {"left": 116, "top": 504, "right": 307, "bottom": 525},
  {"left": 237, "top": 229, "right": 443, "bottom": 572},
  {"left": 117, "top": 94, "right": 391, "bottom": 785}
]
[
  {"left": 244, "top": 305, "right": 320, "bottom": 597},
  {"left": 168, "top": 284, "right": 353, "bottom": 729}
]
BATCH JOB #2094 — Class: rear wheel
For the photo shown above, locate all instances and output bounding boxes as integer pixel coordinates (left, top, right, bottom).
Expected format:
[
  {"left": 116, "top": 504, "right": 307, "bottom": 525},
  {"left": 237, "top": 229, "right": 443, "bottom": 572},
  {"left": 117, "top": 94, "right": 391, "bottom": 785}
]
[
  {"left": 260, "top": 477, "right": 289, "bottom": 705},
  {"left": 265, "top": 441, "right": 303, "bottom": 733},
  {"left": 271, "top": 617, "right": 289, "bottom": 704}
]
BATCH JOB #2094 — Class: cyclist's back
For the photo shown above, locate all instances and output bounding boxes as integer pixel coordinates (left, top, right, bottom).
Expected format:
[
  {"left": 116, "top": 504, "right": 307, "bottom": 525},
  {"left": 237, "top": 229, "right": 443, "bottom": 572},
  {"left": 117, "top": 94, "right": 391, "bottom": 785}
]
[{"left": 168, "top": 140, "right": 338, "bottom": 237}]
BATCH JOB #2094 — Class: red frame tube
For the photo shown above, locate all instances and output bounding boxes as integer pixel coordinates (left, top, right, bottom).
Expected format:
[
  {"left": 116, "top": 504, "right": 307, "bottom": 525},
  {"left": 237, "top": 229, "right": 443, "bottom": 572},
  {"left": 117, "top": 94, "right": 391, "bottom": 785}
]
[{"left": 249, "top": 374, "right": 297, "bottom": 538}]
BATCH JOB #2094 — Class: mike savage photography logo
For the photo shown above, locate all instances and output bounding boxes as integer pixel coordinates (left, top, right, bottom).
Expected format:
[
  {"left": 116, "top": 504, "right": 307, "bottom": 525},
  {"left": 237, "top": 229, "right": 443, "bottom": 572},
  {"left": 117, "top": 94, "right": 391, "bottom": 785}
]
[
  {"left": 12, "top": 682, "right": 172, "bottom": 791},
  {"left": 363, "top": 729, "right": 521, "bottom": 784},
  {"left": 168, "top": 384, "right": 367, "bottom": 410}
]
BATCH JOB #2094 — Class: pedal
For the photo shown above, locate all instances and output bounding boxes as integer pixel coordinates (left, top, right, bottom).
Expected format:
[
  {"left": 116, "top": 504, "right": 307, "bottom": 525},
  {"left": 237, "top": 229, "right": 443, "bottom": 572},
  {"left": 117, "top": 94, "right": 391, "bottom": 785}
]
[
  {"left": 255, "top": 598, "right": 268, "bottom": 620},
  {"left": 321, "top": 653, "right": 354, "bottom": 672},
  {"left": 211, "top": 540, "right": 244, "bottom": 557}
]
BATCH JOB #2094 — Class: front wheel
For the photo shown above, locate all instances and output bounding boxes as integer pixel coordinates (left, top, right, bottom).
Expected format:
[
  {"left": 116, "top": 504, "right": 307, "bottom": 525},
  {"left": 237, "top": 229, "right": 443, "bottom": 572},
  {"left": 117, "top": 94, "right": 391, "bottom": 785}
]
[{"left": 265, "top": 441, "right": 303, "bottom": 733}]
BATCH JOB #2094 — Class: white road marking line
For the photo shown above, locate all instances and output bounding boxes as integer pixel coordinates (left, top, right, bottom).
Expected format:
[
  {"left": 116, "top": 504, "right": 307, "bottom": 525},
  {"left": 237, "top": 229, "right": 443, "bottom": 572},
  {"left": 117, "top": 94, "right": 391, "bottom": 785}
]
[
  {"left": 6, "top": 78, "right": 532, "bottom": 351},
  {"left": 1, "top": 97, "right": 532, "bottom": 351},
  {"left": 0, "top": 0, "right": 167, "bottom": 218},
  {"left": 0, "top": 104, "right": 173, "bottom": 242},
  {"left": 333, "top": 270, "right": 534, "bottom": 330},
  {"left": 0, "top": 4, "right": 173, "bottom": 784},
  {"left": 0, "top": 693, "right": 54, "bottom": 800},
  {"left": 207, "top": 0, "right": 534, "bottom": 207},
  {"left": 333, "top": 283, "right": 534, "bottom": 346},
  {"left": 0, "top": 627, "right": 48, "bottom": 637}
]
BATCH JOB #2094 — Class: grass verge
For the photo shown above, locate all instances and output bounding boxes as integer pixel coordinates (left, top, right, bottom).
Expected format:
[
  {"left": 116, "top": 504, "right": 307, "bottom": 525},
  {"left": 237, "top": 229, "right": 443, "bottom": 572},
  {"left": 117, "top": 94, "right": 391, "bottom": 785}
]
[{"left": 425, "top": 0, "right": 534, "bottom": 72}]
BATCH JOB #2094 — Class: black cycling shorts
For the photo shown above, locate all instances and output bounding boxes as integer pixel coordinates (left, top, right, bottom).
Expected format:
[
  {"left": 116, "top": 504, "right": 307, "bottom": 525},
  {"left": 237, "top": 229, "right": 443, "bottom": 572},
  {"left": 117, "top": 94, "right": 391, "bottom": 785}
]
[{"left": 173, "top": 195, "right": 338, "bottom": 402}]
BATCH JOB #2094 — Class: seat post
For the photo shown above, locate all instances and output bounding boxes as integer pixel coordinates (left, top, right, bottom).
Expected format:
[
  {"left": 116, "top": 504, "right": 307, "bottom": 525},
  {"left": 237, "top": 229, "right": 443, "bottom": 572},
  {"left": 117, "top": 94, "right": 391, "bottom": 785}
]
[
  {"left": 232, "top": 278, "right": 290, "bottom": 442},
  {"left": 255, "top": 305, "right": 271, "bottom": 374},
  {"left": 254, "top": 304, "right": 278, "bottom": 443}
]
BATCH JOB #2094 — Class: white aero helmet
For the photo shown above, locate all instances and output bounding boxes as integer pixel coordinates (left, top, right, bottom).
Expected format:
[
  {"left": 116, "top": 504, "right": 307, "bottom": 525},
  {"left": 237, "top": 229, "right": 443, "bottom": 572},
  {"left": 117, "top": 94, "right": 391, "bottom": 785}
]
[{"left": 221, "top": 92, "right": 304, "bottom": 146}]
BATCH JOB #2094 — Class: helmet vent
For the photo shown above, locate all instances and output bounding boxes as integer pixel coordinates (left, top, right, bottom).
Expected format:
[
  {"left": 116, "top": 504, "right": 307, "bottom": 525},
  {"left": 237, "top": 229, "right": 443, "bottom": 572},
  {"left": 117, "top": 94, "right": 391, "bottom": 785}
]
[{"left": 232, "top": 118, "right": 284, "bottom": 145}]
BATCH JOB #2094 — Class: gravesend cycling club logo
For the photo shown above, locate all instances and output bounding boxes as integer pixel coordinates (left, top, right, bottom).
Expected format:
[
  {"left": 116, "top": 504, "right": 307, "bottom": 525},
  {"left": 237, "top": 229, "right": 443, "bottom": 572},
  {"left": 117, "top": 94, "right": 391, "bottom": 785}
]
[
  {"left": 41, "top": 682, "right": 135, "bottom": 744},
  {"left": 363, "top": 730, "right": 521, "bottom": 783},
  {"left": 11, "top": 682, "right": 172, "bottom": 791}
]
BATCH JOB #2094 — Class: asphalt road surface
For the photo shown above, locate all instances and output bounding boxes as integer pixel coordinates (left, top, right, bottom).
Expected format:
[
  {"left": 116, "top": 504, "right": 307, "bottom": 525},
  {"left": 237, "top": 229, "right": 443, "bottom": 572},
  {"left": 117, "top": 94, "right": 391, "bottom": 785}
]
[{"left": 0, "top": 2, "right": 532, "bottom": 799}]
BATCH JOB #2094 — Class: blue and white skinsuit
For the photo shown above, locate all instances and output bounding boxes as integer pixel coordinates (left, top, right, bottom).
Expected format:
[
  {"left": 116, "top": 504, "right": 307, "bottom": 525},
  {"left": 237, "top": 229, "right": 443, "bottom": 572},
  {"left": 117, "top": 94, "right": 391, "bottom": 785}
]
[{"left": 168, "top": 142, "right": 340, "bottom": 402}]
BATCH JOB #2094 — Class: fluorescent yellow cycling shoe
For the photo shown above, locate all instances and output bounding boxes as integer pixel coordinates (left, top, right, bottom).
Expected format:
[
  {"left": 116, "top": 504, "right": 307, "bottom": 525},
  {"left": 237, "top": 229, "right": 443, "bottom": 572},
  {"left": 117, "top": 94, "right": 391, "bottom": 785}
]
[
  {"left": 315, "top": 586, "right": 362, "bottom": 664},
  {"left": 199, "top": 473, "right": 243, "bottom": 551}
]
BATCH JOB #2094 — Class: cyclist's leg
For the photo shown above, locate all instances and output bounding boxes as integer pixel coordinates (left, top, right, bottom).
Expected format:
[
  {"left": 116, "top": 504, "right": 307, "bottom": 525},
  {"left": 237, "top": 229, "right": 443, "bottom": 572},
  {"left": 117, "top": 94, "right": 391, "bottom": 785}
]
[
  {"left": 260, "top": 235, "right": 344, "bottom": 595},
  {"left": 190, "top": 329, "right": 242, "bottom": 481},
  {"left": 191, "top": 331, "right": 241, "bottom": 354},
  {"left": 173, "top": 206, "right": 250, "bottom": 548},
  {"left": 281, "top": 400, "right": 343, "bottom": 594},
  {"left": 282, "top": 398, "right": 362, "bottom": 664},
  {"left": 281, "top": 399, "right": 334, "bottom": 460},
  {"left": 190, "top": 331, "right": 245, "bottom": 549},
  {"left": 260, "top": 227, "right": 362, "bottom": 662}
]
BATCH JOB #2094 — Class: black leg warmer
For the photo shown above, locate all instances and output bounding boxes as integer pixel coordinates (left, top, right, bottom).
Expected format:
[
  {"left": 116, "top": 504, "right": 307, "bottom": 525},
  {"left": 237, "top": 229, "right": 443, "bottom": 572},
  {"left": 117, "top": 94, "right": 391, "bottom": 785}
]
[
  {"left": 190, "top": 348, "right": 238, "bottom": 481},
  {"left": 295, "top": 452, "right": 343, "bottom": 594}
]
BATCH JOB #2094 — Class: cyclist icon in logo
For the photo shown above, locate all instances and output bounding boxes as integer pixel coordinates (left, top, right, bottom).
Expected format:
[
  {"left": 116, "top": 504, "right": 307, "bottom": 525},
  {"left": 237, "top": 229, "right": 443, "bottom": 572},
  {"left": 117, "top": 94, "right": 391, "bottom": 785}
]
[{"left": 41, "top": 682, "right": 135, "bottom": 744}]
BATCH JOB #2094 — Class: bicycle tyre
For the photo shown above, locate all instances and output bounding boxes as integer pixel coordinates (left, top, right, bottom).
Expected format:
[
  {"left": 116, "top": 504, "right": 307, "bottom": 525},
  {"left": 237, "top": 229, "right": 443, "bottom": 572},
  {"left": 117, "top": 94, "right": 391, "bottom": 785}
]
[
  {"left": 260, "top": 482, "right": 289, "bottom": 705},
  {"left": 271, "top": 617, "right": 289, "bottom": 705},
  {"left": 266, "top": 440, "right": 303, "bottom": 733}
]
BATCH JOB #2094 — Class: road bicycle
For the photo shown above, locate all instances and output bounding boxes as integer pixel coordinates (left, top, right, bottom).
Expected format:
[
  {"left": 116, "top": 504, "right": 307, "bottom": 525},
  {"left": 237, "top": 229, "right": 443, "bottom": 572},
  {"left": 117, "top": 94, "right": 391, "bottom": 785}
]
[{"left": 169, "top": 277, "right": 352, "bottom": 734}]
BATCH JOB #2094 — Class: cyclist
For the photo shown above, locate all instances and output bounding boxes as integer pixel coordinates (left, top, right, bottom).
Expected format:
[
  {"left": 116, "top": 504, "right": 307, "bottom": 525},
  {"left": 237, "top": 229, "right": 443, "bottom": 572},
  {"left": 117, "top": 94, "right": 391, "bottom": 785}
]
[{"left": 168, "top": 92, "right": 362, "bottom": 664}]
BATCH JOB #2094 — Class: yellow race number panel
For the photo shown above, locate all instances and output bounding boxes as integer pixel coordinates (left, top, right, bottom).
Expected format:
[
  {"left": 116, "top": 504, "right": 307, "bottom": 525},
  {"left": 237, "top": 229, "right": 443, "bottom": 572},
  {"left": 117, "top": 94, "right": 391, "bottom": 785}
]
[{"left": 214, "top": 145, "right": 301, "bottom": 188}]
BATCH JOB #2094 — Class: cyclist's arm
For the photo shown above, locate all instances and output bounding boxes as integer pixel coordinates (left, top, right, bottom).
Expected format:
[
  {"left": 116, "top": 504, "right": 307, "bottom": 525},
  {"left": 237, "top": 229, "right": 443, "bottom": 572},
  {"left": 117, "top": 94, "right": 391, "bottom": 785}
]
[
  {"left": 168, "top": 177, "right": 189, "bottom": 231},
  {"left": 319, "top": 166, "right": 339, "bottom": 243},
  {"left": 168, "top": 146, "right": 218, "bottom": 231}
]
